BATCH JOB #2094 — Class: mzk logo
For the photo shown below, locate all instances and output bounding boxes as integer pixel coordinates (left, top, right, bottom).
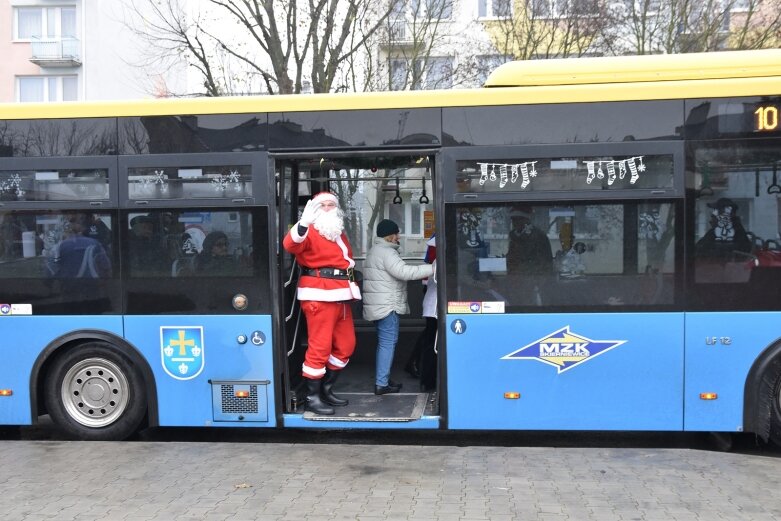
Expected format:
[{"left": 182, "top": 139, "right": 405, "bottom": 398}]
[
  {"left": 501, "top": 326, "right": 626, "bottom": 373},
  {"left": 161, "top": 326, "right": 205, "bottom": 380}
]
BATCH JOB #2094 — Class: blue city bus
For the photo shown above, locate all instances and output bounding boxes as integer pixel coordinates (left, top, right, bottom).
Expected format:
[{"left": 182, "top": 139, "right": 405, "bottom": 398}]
[{"left": 2, "top": 50, "right": 781, "bottom": 442}]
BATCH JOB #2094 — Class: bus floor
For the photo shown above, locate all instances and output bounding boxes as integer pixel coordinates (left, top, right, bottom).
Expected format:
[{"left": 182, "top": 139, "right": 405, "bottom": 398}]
[{"left": 295, "top": 322, "right": 439, "bottom": 420}]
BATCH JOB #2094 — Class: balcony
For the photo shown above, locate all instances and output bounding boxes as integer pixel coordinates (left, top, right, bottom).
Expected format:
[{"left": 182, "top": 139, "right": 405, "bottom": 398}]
[
  {"left": 29, "top": 37, "right": 81, "bottom": 67},
  {"left": 382, "top": 19, "right": 413, "bottom": 46}
]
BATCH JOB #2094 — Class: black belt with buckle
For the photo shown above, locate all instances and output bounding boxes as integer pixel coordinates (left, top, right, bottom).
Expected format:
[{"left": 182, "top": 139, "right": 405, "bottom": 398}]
[{"left": 301, "top": 267, "right": 354, "bottom": 281}]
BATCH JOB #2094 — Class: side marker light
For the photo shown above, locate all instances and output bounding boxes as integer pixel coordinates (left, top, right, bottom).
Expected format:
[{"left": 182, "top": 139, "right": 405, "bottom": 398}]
[
  {"left": 0, "top": 389, "right": 12, "bottom": 397},
  {"left": 235, "top": 390, "right": 250, "bottom": 398},
  {"left": 700, "top": 392, "right": 718, "bottom": 400},
  {"left": 504, "top": 392, "right": 520, "bottom": 399}
]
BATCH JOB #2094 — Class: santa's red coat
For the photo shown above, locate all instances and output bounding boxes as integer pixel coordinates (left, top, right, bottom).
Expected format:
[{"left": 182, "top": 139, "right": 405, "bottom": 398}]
[{"left": 283, "top": 224, "right": 361, "bottom": 302}]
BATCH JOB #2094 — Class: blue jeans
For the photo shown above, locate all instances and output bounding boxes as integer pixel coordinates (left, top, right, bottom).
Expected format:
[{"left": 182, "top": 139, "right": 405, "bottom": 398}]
[{"left": 375, "top": 311, "right": 399, "bottom": 387}]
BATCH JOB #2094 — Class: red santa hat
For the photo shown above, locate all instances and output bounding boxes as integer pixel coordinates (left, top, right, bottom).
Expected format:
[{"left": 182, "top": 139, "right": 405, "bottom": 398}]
[{"left": 312, "top": 192, "right": 338, "bottom": 206}]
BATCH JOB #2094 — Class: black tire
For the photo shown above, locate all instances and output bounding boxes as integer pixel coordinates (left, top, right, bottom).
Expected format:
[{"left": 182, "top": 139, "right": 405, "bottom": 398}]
[
  {"left": 44, "top": 343, "right": 147, "bottom": 441},
  {"left": 769, "top": 366, "right": 781, "bottom": 447}
]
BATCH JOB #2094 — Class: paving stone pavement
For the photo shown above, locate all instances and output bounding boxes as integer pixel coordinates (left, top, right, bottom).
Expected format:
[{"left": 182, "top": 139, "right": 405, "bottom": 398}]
[{"left": 1, "top": 437, "right": 781, "bottom": 521}]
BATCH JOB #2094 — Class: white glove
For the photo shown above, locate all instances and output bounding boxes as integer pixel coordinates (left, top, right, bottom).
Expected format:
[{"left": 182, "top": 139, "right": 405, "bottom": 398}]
[{"left": 299, "top": 199, "right": 322, "bottom": 227}]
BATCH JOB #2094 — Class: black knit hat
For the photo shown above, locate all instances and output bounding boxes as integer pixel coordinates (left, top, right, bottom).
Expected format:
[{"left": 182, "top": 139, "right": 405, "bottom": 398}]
[{"left": 376, "top": 219, "right": 400, "bottom": 237}]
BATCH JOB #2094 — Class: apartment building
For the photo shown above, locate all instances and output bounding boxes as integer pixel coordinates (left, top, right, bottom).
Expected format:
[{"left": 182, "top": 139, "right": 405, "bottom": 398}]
[{"left": 1, "top": 0, "right": 187, "bottom": 103}]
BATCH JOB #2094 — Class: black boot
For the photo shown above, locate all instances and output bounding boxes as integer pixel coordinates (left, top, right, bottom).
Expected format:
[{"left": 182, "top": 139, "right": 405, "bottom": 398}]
[
  {"left": 321, "top": 369, "right": 348, "bottom": 407},
  {"left": 404, "top": 357, "right": 420, "bottom": 378},
  {"left": 305, "top": 378, "right": 334, "bottom": 415}
]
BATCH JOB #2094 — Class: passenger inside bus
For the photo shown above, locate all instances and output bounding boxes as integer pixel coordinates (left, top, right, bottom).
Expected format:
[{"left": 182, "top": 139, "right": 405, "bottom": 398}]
[
  {"left": 695, "top": 198, "right": 752, "bottom": 259},
  {"left": 128, "top": 214, "right": 167, "bottom": 276},
  {"left": 505, "top": 206, "right": 554, "bottom": 306},
  {"left": 46, "top": 213, "right": 112, "bottom": 279},
  {"left": 195, "top": 231, "right": 244, "bottom": 276},
  {"left": 695, "top": 198, "right": 754, "bottom": 284}
]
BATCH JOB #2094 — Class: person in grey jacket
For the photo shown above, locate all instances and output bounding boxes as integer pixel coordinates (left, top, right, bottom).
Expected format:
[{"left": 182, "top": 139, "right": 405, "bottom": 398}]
[{"left": 363, "top": 219, "right": 434, "bottom": 394}]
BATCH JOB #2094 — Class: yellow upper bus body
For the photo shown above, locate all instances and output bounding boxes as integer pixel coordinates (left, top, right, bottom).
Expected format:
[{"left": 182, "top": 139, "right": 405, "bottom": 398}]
[{"left": 1, "top": 50, "right": 780, "bottom": 121}]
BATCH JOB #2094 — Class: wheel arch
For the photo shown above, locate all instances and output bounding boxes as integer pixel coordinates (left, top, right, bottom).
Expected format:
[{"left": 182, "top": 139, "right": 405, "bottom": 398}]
[
  {"left": 743, "top": 337, "right": 781, "bottom": 442},
  {"left": 30, "top": 329, "right": 159, "bottom": 428}
]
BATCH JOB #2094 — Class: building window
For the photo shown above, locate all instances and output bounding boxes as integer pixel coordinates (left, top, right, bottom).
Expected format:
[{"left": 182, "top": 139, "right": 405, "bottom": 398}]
[
  {"left": 476, "top": 54, "right": 511, "bottom": 86},
  {"left": 479, "top": 0, "right": 512, "bottom": 18},
  {"left": 390, "top": 57, "right": 454, "bottom": 91},
  {"left": 17, "top": 76, "right": 78, "bottom": 102},
  {"left": 390, "top": 59, "right": 408, "bottom": 91},
  {"left": 14, "top": 6, "right": 76, "bottom": 41},
  {"left": 421, "top": 57, "right": 454, "bottom": 89},
  {"left": 411, "top": 0, "right": 453, "bottom": 19},
  {"left": 528, "top": 0, "right": 600, "bottom": 18}
]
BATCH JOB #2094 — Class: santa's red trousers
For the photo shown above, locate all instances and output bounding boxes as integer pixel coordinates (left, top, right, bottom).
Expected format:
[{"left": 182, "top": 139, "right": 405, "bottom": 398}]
[{"left": 300, "top": 301, "right": 355, "bottom": 379}]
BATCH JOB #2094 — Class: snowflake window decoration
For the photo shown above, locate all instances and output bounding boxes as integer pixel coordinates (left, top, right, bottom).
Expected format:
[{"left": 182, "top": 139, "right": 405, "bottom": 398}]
[
  {"left": 211, "top": 169, "right": 242, "bottom": 192},
  {"left": 0, "top": 173, "right": 25, "bottom": 198}
]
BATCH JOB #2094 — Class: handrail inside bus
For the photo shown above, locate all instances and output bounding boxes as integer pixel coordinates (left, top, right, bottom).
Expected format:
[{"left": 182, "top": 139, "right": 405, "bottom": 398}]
[
  {"left": 287, "top": 307, "right": 302, "bottom": 357},
  {"left": 284, "top": 262, "right": 299, "bottom": 288}
]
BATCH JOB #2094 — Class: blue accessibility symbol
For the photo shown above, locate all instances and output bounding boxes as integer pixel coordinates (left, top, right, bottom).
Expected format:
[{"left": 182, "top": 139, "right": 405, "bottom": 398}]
[{"left": 161, "top": 326, "right": 205, "bottom": 380}]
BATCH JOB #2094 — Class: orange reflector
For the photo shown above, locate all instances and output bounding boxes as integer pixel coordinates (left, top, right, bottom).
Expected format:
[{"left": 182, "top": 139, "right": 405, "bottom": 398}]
[
  {"left": 0, "top": 389, "right": 12, "bottom": 397},
  {"left": 700, "top": 392, "right": 718, "bottom": 400},
  {"left": 235, "top": 390, "right": 250, "bottom": 398},
  {"left": 504, "top": 392, "right": 520, "bottom": 399}
]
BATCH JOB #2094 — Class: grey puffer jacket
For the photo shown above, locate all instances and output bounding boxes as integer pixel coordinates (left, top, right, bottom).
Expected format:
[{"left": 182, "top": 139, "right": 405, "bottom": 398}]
[{"left": 362, "top": 237, "right": 434, "bottom": 321}]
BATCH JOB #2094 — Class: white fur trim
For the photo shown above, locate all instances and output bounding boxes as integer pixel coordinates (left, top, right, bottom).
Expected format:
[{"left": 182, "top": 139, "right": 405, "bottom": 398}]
[
  {"left": 312, "top": 192, "right": 338, "bottom": 205},
  {"left": 290, "top": 224, "right": 308, "bottom": 243},
  {"left": 335, "top": 235, "right": 355, "bottom": 268},
  {"left": 328, "top": 355, "right": 348, "bottom": 368},
  {"left": 297, "top": 286, "right": 355, "bottom": 301},
  {"left": 349, "top": 282, "right": 361, "bottom": 300},
  {"left": 302, "top": 364, "right": 326, "bottom": 377}
]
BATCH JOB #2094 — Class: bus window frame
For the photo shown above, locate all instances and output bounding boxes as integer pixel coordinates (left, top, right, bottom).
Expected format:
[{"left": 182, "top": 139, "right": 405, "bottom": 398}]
[
  {"left": 0, "top": 156, "right": 118, "bottom": 209},
  {"left": 441, "top": 141, "right": 685, "bottom": 203},
  {"left": 118, "top": 152, "right": 269, "bottom": 209}
]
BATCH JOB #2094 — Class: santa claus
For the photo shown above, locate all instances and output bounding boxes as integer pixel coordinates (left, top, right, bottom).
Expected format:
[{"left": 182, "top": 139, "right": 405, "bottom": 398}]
[{"left": 283, "top": 192, "right": 361, "bottom": 415}]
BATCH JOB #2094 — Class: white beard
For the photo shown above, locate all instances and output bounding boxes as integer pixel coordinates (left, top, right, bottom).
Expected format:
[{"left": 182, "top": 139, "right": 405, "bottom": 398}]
[{"left": 313, "top": 209, "right": 345, "bottom": 242}]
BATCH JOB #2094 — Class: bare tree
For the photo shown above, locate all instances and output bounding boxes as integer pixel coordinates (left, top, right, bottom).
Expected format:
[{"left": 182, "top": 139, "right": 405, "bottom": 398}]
[
  {"left": 483, "top": 0, "right": 617, "bottom": 60},
  {"left": 728, "top": 0, "right": 781, "bottom": 50},
  {"left": 341, "top": 0, "right": 491, "bottom": 91},
  {"left": 608, "top": 0, "right": 781, "bottom": 55},
  {"left": 122, "top": 0, "right": 402, "bottom": 95}
]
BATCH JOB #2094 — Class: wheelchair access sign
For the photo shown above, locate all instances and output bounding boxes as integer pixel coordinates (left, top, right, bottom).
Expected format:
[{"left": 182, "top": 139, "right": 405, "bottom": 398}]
[{"left": 161, "top": 326, "right": 205, "bottom": 380}]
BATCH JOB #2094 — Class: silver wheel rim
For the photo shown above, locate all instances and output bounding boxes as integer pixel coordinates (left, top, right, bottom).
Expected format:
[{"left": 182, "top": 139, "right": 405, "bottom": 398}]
[{"left": 60, "top": 357, "right": 130, "bottom": 428}]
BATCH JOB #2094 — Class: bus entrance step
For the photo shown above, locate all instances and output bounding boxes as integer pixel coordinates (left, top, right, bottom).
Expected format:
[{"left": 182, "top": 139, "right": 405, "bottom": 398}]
[{"left": 303, "top": 392, "right": 426, "bottom": 422}]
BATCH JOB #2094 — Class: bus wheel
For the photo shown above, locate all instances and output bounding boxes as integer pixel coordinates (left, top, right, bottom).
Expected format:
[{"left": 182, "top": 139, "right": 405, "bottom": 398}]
[
  {"left": 44, "top": 343, "right": 147, "bottom": 441},
  {"left": 770, "top": 368, "right": 781, "bottom": 447}
]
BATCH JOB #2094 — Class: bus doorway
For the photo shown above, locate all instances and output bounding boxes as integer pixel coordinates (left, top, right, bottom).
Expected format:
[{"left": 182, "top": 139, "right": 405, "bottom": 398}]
[{"left": 275, "top": 152, "right": 440, "bottom": 427}]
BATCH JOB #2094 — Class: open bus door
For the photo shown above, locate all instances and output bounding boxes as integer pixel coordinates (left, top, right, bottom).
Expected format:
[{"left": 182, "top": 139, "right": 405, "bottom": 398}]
[{"left": 275, "top": 152, "right": 440, "bottom": 429}]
